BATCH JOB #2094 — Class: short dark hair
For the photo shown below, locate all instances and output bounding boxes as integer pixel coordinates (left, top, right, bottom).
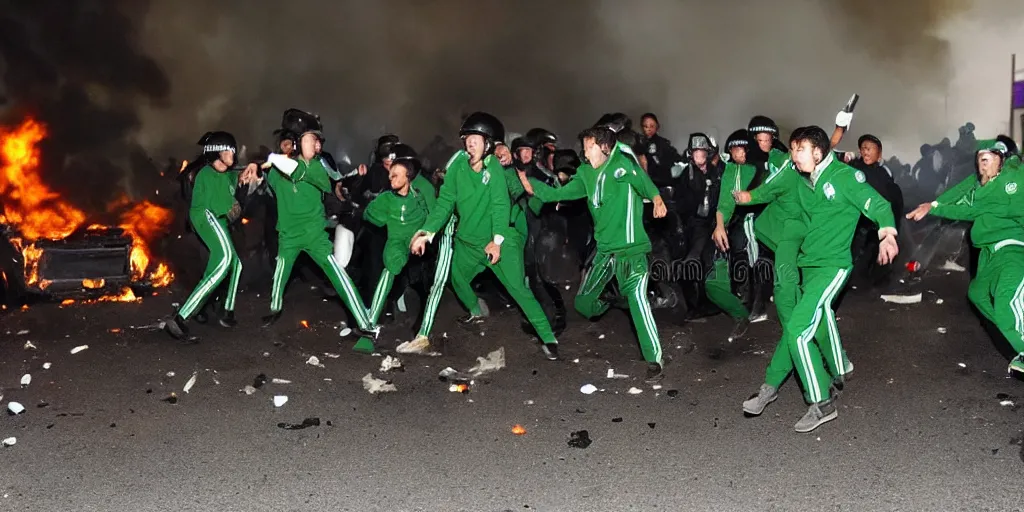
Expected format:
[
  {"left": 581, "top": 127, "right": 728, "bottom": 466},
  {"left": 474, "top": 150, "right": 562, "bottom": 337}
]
[
  {"left": 579, "top": 126, "right": 617, "bottom": 150},
  {"left": 788, "top": 125, "right": 831, "bottom": 155},
  {"left": 641, "top": 113, "right": 659, "bottom": 125},
  {"left": 857, "top": 134, "right": 882, "bottom": 151}
]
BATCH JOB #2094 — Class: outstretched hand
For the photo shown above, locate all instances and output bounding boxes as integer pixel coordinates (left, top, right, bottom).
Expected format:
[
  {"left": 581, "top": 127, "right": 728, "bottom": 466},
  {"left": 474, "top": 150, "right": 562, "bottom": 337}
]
[{"left": 905, "top": 203, "right": 932, "bottom": 222}]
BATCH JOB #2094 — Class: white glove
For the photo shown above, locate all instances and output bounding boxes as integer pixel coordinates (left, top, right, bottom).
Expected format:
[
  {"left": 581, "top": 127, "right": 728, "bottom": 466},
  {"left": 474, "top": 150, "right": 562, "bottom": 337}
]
[
  {"left": 267, "top": 153, "right": 298, "bottom": 177},
  {"left": 835, "top": 111, "right": 853, "bottom": 129},
  {"left": 333, "top": 225, "right": 355, "bottom": 268}
]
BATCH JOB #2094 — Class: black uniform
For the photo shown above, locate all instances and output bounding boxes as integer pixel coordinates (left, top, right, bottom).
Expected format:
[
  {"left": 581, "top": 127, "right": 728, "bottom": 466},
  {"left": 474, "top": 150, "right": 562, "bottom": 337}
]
[
  {"left": 644, "top": 134, "right": 683, "bottom": 187},
  {"left": 847, "top": 157, "right": 903, "bottom": 286}
]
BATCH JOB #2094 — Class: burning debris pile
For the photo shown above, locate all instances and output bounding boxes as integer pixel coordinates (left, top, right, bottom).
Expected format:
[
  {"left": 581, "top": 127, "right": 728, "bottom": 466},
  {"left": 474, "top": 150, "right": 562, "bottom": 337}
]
[{"left": 0, "top": 117, "right": 173, "bottom": 303}]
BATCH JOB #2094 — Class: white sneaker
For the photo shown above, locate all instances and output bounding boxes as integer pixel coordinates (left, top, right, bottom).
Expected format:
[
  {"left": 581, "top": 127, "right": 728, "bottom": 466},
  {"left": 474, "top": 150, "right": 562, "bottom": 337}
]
[{"left": 396, "top": 335, "right": 432, "bottom": 355}]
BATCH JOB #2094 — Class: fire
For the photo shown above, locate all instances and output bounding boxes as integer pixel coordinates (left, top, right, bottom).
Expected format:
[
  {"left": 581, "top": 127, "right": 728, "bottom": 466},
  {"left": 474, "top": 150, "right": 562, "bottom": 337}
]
[
  {"left": 511, "top": 424, "right": 526, "bottom": 435},
  {"left": 300, "top": 320, "right": 310, "bottom": 329},
  {"left": 0, "top": 116, "right": 175, "bottom": 300}
]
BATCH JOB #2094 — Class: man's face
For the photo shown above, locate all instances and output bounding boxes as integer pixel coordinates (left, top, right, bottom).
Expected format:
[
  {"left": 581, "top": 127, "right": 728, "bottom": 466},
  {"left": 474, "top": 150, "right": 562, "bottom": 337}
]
[
  {"left": 516, "top": 147, "right": 533, "bottom": 164},
  {"left": 729, "top": 146, "right": 747, "bottom": 165},
  {"left": 389, "top": 163, "right": 411, "bottom": 191},
  {"left": 314, "top": 139, "right": 323, "bottom": 154},
  {"left": 641, "top": 118, "right": 658, "bottom": 139},
  {"left": 219, "top": 150, "right": 235, "bottom": 168},
  {"left": 299, "top": 133, "right": 318, "bottom": 159},
  {"left": 790, "top": 140, "right": 820, "bottom": 173},
  {"left": 692, "top": 149, "right": 707, "bottom": 167},
  {"left": 279, "top": 139, "right": 294, "bottom": 155},
  {"left": 977, "top": 152, "right": 1002, "bottom": 181},
  {"left": 464, "top": 134, "right": 486, "bottom": 162},
  {"left": 382, "top": 158, "right": 393, "bottom": 170},
  {"left": 859, "top": 141, "right": 881, "bottom": 166},
  {"left": 755, "top": 133, "right": 773, "bottom": 153},
  {"left": 582, "top": 137, "right": 607, "bottom": 167}
]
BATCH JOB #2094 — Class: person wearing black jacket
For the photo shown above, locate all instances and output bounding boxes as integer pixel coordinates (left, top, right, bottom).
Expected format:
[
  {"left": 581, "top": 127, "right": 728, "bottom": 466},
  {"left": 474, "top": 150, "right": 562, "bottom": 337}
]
[
  {"left": 640, "top": 113, "right": 683, "bottom": 187},
  {"left": 677, "top": 132, "right": 725, "bottom": 317},
  {"left": 843, "top": 134, "right": 903, "bottom": 286}
]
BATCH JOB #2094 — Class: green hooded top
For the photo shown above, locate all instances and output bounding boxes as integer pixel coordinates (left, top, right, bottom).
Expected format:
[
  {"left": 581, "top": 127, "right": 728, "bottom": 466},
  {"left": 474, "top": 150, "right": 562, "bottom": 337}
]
[
  {"left": 747, "top": 155, "right": 807, "bottom": 245},
  {"left": 267, "top": 157, "right": 331, "bottom": 236},
  {"left": 421, "top": 150, "right": 512, "bottom": 248},
  {"left": 716, "top": 161, "right": 758, "bottom": 224},
  {"left": 931, "top": 167, "right": 1024, "bottom": 252},
  {"left": 189, "top": 165, "right": 238, "bottom": 226},
  {"left": 364, "top": 183, "right": 432, "bottom": 273}
]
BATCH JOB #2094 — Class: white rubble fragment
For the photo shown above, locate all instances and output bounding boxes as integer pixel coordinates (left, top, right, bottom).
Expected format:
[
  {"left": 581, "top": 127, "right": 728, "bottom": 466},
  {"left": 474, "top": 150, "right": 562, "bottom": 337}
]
[
  {"left": 439, "top": 367, "right": 459, "bottom": 379},
  {"left": 606, "top": 369, "right": 629, "bottom": 379},
  {"left": 339, "top": 328, "right": 353, "bottom": 337},
  {"left": 20, "top": 374, "right": 30, "bottom": 388},
  {"left": 42, "top": 362, "right": 51, "bottom": 370},
  {"left": 273, "top": 395, "right": 288, "bottom": 407},
  {"left": 271, "top": 378, "right": 292, "bottom": 384},
  {"left": 379, "top": 355, "right": 402, "bottom": 373},
  {"left": 468, "top": 347, "right": 506, "bottom": 376},
  {"left": 323, "top": 352, "right": 341, "bottom": 359},
  {"left": 306, "top": 356, "right": 325, "bottom": 368},
  {"left": 70, "top": 345, "right": 89, "bottom": 354},
  {"left": 166, "top": 371, "right": 176, "bottom": 378},
  {"left": 999, "top": 400, "right": 1015, "bottom": 407},
  {"left": 937, "top": 327, "right": 947, "bottom": 334},
  {"left": 23, "top": 340, "right": 36, "bottom": 350},
  {"left": 183, "top": 372, "right": 197, "bottom": 394},
  {"left": 16, "top": 330, "right": 28, "bottom": 335},
  {"left": 880, "top": 293, "right": 922, "bottom": 304},
  {"left": 572, "top": 358, "right": 580, "bottom": 363},
  {"left": 1, "top": 437, "right": 15, "bottom": 447},
  {"left": 524, "top": 400, "right": 535, "bottom": 405},
  {"left": 939, "top": 259, "right": 966, "bottom": 272},
  {"left": 362, "top": 373, "right": 397, "bottom": 394},
  {"left": 598, "top": 334, "right": 606, "bottom": 340},
  {"left": 627, "top": 387, "right": 643, "bottom": 395},
  {"left": 241, "top": 385, "right": 257, "bottom": 395},
  {"left": 7, "top": 402, "right": 25, "bottom": 415},
  {"left": 580, "top": 384, "right": 598, "bottom": 395},
  {"left": 958, "top": 363, "right": 968, "bottom": 368},
  {"left": 652, "top": 384, "right": 663, "bottom": 390},
  {"left": 936, "top": 298, "right": 944, "bottom": 305}
]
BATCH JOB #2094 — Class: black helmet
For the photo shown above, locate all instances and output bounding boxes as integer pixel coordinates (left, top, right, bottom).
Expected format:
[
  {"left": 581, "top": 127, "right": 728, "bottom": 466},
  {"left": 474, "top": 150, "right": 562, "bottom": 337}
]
[
  {"left": 375, "top": 134, "right": 401, "bottom": 160},
  {"left": 725, "top": 129, "right": 751, "bottom": 151},
  {"left": 687, "top": 132, "right": 713, "bottom": 153},
  {"left": 388, "top": 143, "right": 421, "bottom": 177},
  {"left": 995, "top": 135, "right": 1019, "bottom": 157},
  {"left": 281, "top": 108, "right": 323, "bottom": 141},
  {"left": 525, "top": 128, "right": 558, "bottom": 148},
  {"left": 510, "top": 136, "right": 537, "bottom": 153},
  {"left": 273, "top": 128, "right": 298, "bottom": 145},
  {"left": 747, "top": 115, "right": 779, "bottom": 138},
  {"left": 197, "top": 131, "right": 237, "bottom": 164},
  {"left": 552, "top": 149, "right": 581, "bottom": 174},
  {"left": 459, "top": 112, "right": 505, "bottom": 153},
  {"left": 594, "top": 112, "right": 632, "bottom": 134}
]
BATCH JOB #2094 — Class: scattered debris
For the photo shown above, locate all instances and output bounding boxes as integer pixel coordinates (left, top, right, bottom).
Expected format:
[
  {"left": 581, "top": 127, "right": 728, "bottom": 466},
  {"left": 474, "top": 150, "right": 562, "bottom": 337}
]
[
  {"left": 568, "top": 430, "right": 592, "bottom": 449},
  {"left": 1000, "top": 400, "right": 1015, "bottom": 407},
  {"left": 362, "top": 373, "right": 397, "bottom": 394},
  {"left": 339, "top": 328, "right": 353, "bottom": 337},
  {"left": 7, "top": 402, "right": 25, "bottom": 415},
  {"left": 240, "top": 385, "right": 257, "bottom": 396},
  {"left": 648, "top": 422, "right": 656, "bottom": 429},
  {"left": 1, "top": 437, "right": 15, "bottom": 447},
  {"left": 580, "top": 384, "right": 598, "bottom": 395},
  {"left": 42, "top": 362, "right": 51, "bottom": 370},
  {"left": 166, "top": 371, "right": 176, "bottom": 378},
  {"left": 666, "top": 390, "right": 679, "bottom": 398},
  {"left": 606, "top": 369, "right": 629, "bottom": 379},
  {"left": 936, "top": 298, "right": 944, "bottom": 305},
  {"left": 511, "top": 424, "right": 526, "bottom": 435},
  {"left": 939, "top": 259, "right": 966, "bottom": 272},
  {"left": 23, "top": 340, "right": 36, "bottom": 350},
  {"left": 598, "top": 334, "right": 606, "bottom": 340},
  {"left": 183, "top": 372, "right": 198, "bottom": 394},
  {"left": 273, "top": 395, "right": 289, "bottom": 407},
  {"left": 300, "top": 320, "right": 310, "bottom": 329},
  {"left": 651, "top": 384, "right": 663, "bottom": 390},
  {"left": 880, "top": 293, "right": 922, "bottom": 304},
  {"left": 305, "top": 356, "right": 324, "bottom": 368},
  {"left": 611, "top": 417, "right": 623, "bottom": 423},
  {"left": 20, "top": 374, "right": 30, "bottom": 388},
  {"left": 323, "top": 352, "right": 341, "bottom": 359},
  {"left": 438, "top": 367, "right": 459, "bottom": 379},
  {"left": 958, "top": 363, "right": 968, "bottom": 368},
  {"left": 70, "top": 345, "right": 89, "bottom": 354},
  {"left": 468, "top": 347, "right": 506, "bottom": 376},
  {"left": 379, "top": 355, "right": 403, "bottom": 373},
  {"left": 449, "top": 383, "right": 470, "bottom": 393},
  {"left": 937, "top": 327, "right": 947, "bottom": 334},
  {"left": 277, "top": 417, "right": 320, "bottom": 430},
  {"left": 162, "top": 393, "right": 178, "bottom": 404},
  {"left": 524, "top": 400, "right": 534, "bottom": 405},
  {"left": 627, "top": 387, "right": 643, "bottom": 395},
  {"left": 17, "top": 329, "right": 29, "bottom": 335},
  {"left": 253, "top": 374, "right": 268, "bottom": 388},
  {"left": 271, "top": 378, "right": 292, "bottom": 385},
  {"left": 37, "top": 401, "right": 48, "bottom": 408}
]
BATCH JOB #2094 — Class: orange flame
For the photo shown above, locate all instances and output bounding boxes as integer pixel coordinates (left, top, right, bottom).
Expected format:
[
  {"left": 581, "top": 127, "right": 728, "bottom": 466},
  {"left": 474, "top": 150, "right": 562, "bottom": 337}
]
[
  {"left": 82, "top": 278, "right": 105, "bottom": 289},
  {"left": 511, "top": 424, "right": 526, "bottom": 435},
  {"left": 300, "top": 320, "right": 310, "bottom": 329}
]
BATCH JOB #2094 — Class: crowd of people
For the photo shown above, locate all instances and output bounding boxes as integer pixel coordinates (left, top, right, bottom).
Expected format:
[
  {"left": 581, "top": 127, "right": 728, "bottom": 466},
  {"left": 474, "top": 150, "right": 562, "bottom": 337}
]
[{"left": 166, "top": 107, "right": 1024, "bottom": 433}]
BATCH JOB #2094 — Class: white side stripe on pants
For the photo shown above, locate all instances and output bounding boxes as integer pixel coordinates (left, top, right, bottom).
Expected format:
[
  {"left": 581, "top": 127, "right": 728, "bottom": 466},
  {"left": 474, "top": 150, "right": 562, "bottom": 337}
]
[
  {"left": 795, "top": 268, "right": 848, "bottom": 403},
  {"left": 1010, "top": 275, "right": 1024, "bottom": 334},
  {"left": 179, "top": 210, "right": 232, "bottom": 318}
]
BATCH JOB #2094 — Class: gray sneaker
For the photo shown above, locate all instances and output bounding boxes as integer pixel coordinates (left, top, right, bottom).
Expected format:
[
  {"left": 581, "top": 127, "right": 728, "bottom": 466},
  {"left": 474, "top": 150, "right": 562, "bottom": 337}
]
[
  {"left": 742, "top": 384, "right": 778, "bottom": 415},
  {"left": 794, "top": 399, "right": 838, "bottom": 433}
]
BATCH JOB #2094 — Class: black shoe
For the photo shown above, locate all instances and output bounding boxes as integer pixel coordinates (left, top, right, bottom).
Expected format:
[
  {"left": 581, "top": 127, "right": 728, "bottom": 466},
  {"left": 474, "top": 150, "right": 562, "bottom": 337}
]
[
  {"left": 727, "top": 318, "right": 750, "bottom": 342},
  {"left": 354, "top": 325, "right": 381, "bottom": 340},
  {"left": 164, "top": 314, "right": 189, "bottom": 340},
  {"left": 261, "top": 312, "right": 282, "bottom": 328},
  {"left": 541, "top": 343, "right": 560, "bottom": 361},
  {"left": 219, "top": 311, "right": 237, "bottom": 328},
  {"left": 551, "top": 314, "right": 567, "bottom": 338},
  {"left": 458, "top": 314, "right": 486, "bottom": 329},
  {"left": 645, "top": 363, "right": 665, "bottom": 384}
]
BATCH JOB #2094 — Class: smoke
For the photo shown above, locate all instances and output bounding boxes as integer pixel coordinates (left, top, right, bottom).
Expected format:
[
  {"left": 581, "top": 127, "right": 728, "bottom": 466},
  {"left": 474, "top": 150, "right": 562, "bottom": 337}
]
[{"left": 2, "top": 0, "right": 1022, "bottom": 183}]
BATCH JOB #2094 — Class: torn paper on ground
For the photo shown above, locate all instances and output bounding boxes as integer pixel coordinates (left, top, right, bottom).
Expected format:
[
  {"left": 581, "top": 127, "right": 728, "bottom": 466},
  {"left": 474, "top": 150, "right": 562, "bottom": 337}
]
[
  {"left": 468, "top": 347, "right": 505, "bottom": 376},
  {"left": 70, "top": 345, "right": 89, "bottom": 354},
  {"left": 23, "top": 341, "right": 36, "bottom": 350},
  {"left": 305, "top": 356, "right": 325, "bottom": 368},
  {"left": 271, "top": 378, "right": 292, "bottom": 384},
  {"left": 20, "top": 374, "right": 30, "bottom": 388},
  {"left": 628, "top": 387, "right": 643, "bottom": 395},
  {"left": 379, "top": 355, "right": 402, "bottom": 373},
  {"left": 183, "top": 372, "right": 197, "bottom": 394},
  {"left": 273, "top": 395, "right": 288, "bottom": 407},
  {"left": 1, "top": 437, "right": 15, "bottom": 447},
  {"left": 241, "top": 385, "right": 257, "bottom": 395},
  {"left": 580, "top": 384, "right": 598, "bottom": 395},
  {"left": 606, "top": 369, "right": 629, "bottom": 379},
  {"left": 362, "top": 373, "right": 397, "bottom": 394},
  {"left": 880, "top": 293, "right": 922, "bottom": 304}
]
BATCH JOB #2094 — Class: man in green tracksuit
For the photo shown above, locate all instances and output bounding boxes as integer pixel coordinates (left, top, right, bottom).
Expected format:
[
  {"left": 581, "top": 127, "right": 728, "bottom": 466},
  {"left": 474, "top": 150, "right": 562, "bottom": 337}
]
[
  {"left": 907, "top": 140, "right": 1024, "bottom": 373},
  {"left": 762, "top": 126, "right": 898, "bottom": 433},
  {"left": 518, "top": 123, "right": 670, "bottom": 381},
  {"left": 708, "top": 129, "right": 759, "bottom": 334},
  {"left": 240, "top": 115, "right": 377, "bottom": 348},
  {"left": 410, "top": 112, "right": 560, "bottom": 360},
  {"left": 164, "top": 131, "right": 244, "bottom": 341},
  {"left": 363, "top": 143, "right": 432, "bottom": 331}
]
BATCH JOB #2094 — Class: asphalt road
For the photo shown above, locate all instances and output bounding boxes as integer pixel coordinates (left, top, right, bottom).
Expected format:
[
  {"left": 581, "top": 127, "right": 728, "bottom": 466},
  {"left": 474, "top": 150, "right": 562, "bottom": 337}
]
[{"left": 1, "top": 267, "right": 1022, "bottom": 512}]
